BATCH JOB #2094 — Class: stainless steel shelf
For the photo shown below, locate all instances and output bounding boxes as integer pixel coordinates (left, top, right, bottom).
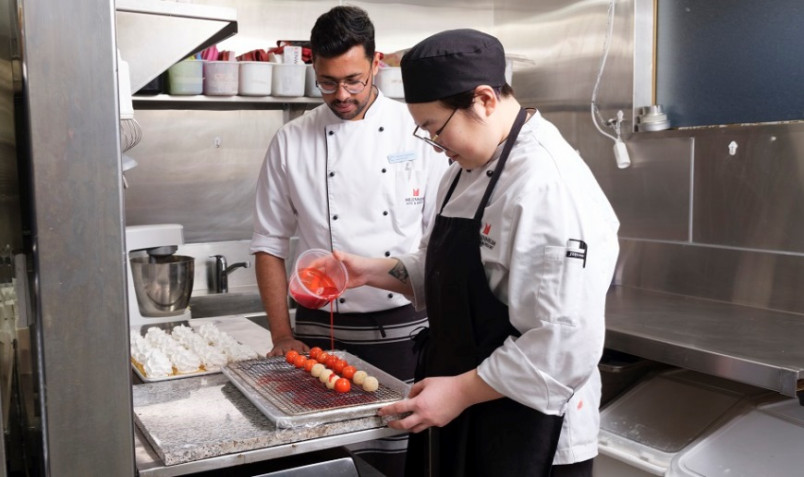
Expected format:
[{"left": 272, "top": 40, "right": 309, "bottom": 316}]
[
  {"left": 133, "top": 94, "right": 323, "bottom": 111},
  {"left": 605, "top": 286, "right": 804, "bottom": 399}
]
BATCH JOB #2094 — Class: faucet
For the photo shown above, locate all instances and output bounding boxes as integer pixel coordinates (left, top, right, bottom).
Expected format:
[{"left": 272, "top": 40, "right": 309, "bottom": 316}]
[{"left": 210, "top": 255, "right": 251, "bottom": 293}]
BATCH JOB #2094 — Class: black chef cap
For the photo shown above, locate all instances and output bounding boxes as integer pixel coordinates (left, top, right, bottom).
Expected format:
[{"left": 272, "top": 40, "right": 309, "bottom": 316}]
[{"left": 401, "top": 29, "right": 506, "bottom": 104}]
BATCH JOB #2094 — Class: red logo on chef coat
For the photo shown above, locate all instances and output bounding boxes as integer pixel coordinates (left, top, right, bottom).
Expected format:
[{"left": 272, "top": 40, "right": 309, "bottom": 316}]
[
  {"left": 480, "top": 223, "right": 496, "bottom": 249},
  {"left": 405, "top": 186, "right": 425, "bottom": 205}
]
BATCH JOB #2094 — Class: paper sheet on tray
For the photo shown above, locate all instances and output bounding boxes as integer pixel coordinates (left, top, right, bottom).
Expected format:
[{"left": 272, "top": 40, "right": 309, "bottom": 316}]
[{"left": 223, "top": 351, "right": 410, "bottom": 428}]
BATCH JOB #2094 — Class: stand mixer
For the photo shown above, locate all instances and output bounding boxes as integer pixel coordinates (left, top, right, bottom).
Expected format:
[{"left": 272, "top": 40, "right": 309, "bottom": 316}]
[{"left": 125, "top": 224, "right": 194, "bottom": 327}]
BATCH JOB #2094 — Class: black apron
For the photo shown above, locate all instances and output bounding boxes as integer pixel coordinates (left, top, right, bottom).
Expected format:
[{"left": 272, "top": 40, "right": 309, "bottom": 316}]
[{"left": 406, "top": 108, "right": 564, "bottom": 477}]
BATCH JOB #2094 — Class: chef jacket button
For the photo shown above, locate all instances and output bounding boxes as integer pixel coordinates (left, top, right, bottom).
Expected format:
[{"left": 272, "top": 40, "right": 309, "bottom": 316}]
[
  {"left": 387, "top": 293, "right": 393, "bottom": 299},
  {"left": 384, "top": 251, "right": 391, "bottom": 257},
  {"left": 339, "top": 298, "right": 346, "bottom": 304},
  {"left": 333, "top": 215, "right": 338, "bottom": 220},
  {"left": 382, "top": 210, "right": 388, "bottom": 216},
  {"left": 379, "top": 126, "right": 384, "bottom": 132},
  {"left": 329, "top": 171, "right": 335, "bottom": 177},
  {"left": 328, "top": 130, "right": 334, "bottom": 136},
  {"left": 381, "top": 168, "right": 387, "bottom": 173},
  {"left": 486, "top": 170, "right": 494, "bottom": 177}
]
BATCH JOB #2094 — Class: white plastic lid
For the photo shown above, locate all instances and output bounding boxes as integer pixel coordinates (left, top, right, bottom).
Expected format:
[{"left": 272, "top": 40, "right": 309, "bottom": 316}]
[
  {"left": 598, "top": 370, "right": 762, "bottom": 472},
  {"left": 667, "top": 398, "right": 804, "bottom": 477}
]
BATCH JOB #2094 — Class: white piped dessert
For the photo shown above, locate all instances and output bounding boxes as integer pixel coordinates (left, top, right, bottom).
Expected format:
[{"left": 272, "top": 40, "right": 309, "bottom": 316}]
[{"left": 131, "top": 322, "right": 258, "bottom": 379}]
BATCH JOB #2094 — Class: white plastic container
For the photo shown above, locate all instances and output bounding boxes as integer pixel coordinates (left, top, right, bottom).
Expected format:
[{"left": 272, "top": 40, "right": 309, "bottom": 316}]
[
  {"left": 666, "top": 398, "right": 804, "bottom": 477},
  {"left": 203, "top": 61, "right": 238, "bottom": 96},
  {"left": 376, "top": 66, "right": 403, "bottom": 98},
  {"left": 594, "top": 370, "right": 769, "bottom": 477},
  {"left": 238, "top": 62, "right": 272, "bottom": 96},
  {"left": 271, "top": 63, "right": 306, "bottom": 97},
  {"left": 167, "top": 59, "right": 203, "bottom": 95},
  {"left": 304, "top": 65, "right": 322, "bottom": 98}
]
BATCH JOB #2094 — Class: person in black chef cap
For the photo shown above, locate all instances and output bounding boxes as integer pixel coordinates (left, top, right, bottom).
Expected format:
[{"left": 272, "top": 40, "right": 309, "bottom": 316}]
[{"left": 335, "top": 29, "right": 621, "bottom": 477}]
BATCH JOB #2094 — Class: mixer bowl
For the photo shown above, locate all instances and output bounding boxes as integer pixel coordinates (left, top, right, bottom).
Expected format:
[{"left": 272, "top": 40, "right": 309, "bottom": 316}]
[{"left": 130, "top": 255, "right": 195, "bottom": 316}]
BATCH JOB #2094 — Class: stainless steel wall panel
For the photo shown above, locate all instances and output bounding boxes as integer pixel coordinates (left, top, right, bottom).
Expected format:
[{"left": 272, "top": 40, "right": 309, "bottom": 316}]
[
  {"left": 693, "top": 124, "right": 804, "bottom": 252},
  {"left": 537, "top": 114, "right": 692, "bottom": 242},
  {"left": 124, "top": 109, "right": 284, "bottom": 243},
  {"left": 22, "top": 0, "right": 135, "bottom": 475},
  {"left": 608, "top": 135, "right": 693, "bottom": 241},
  {"left": 497, "top": 0, "right": 634, "bottom": 117},
  {"left": 618, "top": 239, "right": 804, "bottom": 316}
]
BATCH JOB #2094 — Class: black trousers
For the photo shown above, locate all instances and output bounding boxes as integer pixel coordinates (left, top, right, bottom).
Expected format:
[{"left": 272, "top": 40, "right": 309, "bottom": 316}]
[{"left": 551, "top": 459, "right": 594, "bottom": 477}]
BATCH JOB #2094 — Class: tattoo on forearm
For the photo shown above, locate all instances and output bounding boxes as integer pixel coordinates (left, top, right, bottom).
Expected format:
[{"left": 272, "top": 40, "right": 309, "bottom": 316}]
[{"left": 388, "top": 259, "right": 409, "bottom": 285}]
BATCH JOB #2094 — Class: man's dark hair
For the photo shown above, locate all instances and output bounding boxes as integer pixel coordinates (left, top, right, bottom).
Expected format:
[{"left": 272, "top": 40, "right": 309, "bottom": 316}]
[{"left": 310, "top": 6, "right": 375, "bottom": 60}]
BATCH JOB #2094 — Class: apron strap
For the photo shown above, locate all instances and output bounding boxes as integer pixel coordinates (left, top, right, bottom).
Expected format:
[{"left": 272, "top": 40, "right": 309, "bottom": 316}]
[
  {"left": 439, "top": 168, "right": 463, "bottom": 215},
  {"left": 474, "top": 107, "right": 528, "bottom": 220}
]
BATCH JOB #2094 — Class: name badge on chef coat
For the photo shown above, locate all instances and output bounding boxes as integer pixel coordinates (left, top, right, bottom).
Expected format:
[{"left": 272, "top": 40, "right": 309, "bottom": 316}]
[{"left": 387, "top": 151, "right": 416, "bottom": 163}]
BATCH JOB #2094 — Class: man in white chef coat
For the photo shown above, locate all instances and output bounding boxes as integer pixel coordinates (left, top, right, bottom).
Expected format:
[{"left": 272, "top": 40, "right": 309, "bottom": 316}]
[{"left": 250, "top": 6, "right": 447, "bottom": 476}]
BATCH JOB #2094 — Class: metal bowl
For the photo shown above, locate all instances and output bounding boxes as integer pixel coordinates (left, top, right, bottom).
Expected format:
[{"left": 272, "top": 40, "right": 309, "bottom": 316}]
[{"left": 130, "top": 255, "right": 194, "bottom": 316}]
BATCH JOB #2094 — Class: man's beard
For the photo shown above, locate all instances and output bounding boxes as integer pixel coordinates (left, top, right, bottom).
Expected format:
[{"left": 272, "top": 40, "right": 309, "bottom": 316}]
[{"left": 328, "top": 97, "right": 368, "bottom": 120}]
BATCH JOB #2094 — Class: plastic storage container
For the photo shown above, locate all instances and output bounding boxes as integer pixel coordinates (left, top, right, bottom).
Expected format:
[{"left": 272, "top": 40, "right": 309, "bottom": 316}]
[
  {"left": 167, "top": 60, "right": 203, "bottom": 95},
  {"left": 238, "top": 62, "right": 272, "bottom": 96},
  {"left": 271, "top": 63, "right": 306, "bottom": 97},
  {"left": 305, "top": 64, "right": 322, "bottom": 97},
  {"left": 203, "top": 61, "right": 238, "bottom": 96},
  {"left": 666, "top": 398, "right": 804, "bottom": 477},
  {"left": 376, "top": 66, "right": 403, "bottom": 98},
  {"left": 594, "top": 370, "right": 770, "bottom": 477}
]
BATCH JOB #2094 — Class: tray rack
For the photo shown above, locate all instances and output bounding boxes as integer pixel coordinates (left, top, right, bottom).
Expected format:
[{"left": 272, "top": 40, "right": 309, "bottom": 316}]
[{"left": 223, "top": 352, "right": 408, "bottom": 428}]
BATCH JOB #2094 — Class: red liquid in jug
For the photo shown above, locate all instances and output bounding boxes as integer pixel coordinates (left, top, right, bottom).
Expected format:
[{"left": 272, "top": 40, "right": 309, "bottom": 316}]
[{"left": 291, "top": 267, "right": 341, "bottom": 309}]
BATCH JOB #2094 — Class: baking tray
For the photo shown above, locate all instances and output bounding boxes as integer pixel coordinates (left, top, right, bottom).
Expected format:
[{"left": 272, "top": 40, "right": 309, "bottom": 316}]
[
  {"left": 223, "top": 351, "right": 409, "bottom": 428},
  {"left": 131, "top": 320, "right": 238, "bottom": 383}
]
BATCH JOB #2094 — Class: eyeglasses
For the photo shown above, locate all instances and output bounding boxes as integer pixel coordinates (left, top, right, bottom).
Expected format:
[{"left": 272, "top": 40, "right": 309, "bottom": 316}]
[
  {"left": 412, "top": 108, "right": 458, "bottom": 151},
  {"left": 316, "top": 74, "right": 371, "bottom": 95}
]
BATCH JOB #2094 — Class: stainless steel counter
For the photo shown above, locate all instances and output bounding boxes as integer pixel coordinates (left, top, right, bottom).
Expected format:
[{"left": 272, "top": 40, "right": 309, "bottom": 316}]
[
  {"left": 605, "top": 286, "right": 804, "bottom": 399},
  {"left": 133, "top": 316, "right": 404, "bottom": 476}
]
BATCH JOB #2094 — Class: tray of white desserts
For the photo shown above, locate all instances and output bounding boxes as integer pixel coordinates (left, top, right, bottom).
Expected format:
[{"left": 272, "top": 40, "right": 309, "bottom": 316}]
[{"left": 130, "top": 321, "right": 259, "bottom": 382}]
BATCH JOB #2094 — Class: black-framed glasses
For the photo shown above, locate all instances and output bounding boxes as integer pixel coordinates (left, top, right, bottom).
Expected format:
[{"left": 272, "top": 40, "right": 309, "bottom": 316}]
[
  {"left": 412, "top": 108, "right": 458, "bottom": 151},
  {"left": 316, "top": 73, "right": 371, "bottom": 95}
]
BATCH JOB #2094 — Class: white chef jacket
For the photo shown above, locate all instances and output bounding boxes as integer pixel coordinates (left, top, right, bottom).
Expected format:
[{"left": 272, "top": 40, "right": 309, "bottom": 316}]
[
  {"left": 399, "top": 111, "right": 620, "bottom": 465},
  {"left": 250, "top": 91, "right": 448, "bottom": 313}
]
